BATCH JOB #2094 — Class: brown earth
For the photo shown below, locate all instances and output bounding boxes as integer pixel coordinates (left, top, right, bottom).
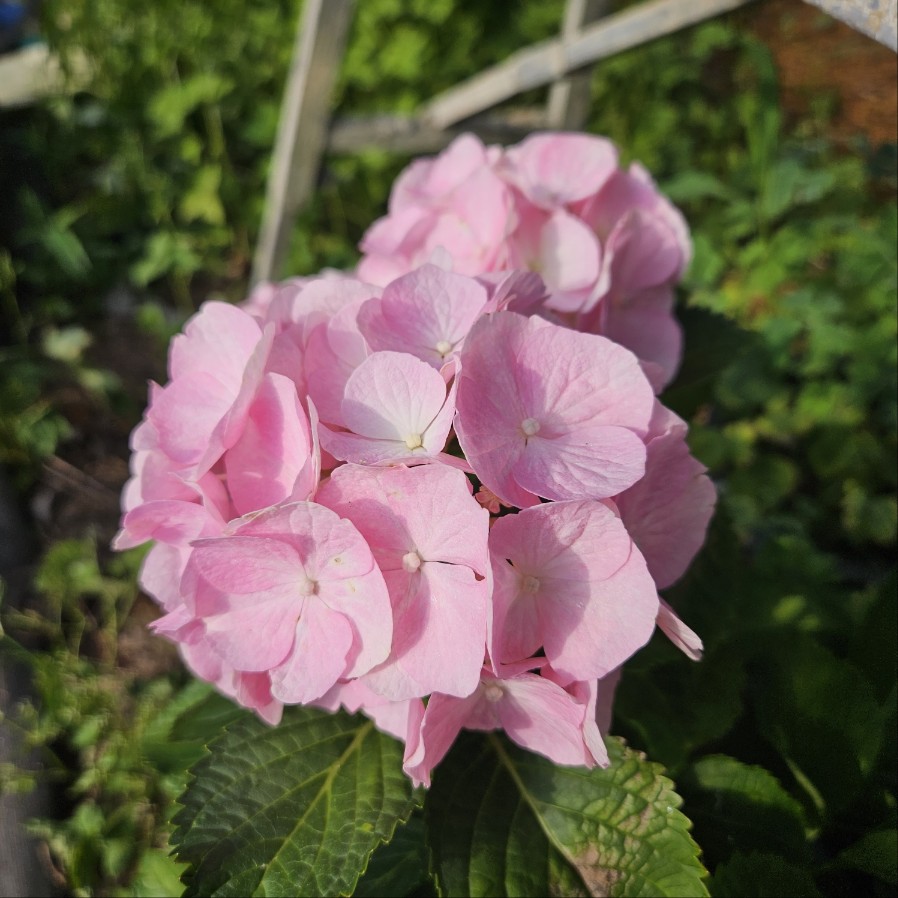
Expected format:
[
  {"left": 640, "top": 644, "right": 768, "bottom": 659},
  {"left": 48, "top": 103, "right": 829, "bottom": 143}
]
[{"left": 747, "top": 0, "right": 897, "bottom": 146}]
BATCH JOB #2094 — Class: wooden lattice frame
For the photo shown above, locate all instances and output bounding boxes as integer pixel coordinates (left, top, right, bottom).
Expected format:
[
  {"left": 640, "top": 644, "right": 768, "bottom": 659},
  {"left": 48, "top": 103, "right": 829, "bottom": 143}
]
[{"left": 248, "top": 0, "right": 895, "bottom": 283}]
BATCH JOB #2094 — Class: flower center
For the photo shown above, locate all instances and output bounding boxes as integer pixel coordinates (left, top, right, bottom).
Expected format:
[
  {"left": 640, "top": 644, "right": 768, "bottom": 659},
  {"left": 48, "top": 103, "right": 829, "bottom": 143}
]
[
  {"left": 404, "top": 433, "right": 424, "bottom": 450},
  {"left": 435, "top": 339, "right": 452, "bottom": 357},
  {"left": 522, "top": 574, "right": 540, "bottom": 594},
  {"left": 483, "top": 683, "right": 504, "bottom": 703},
  {"left": 298, "top": 577, "right": 318, "bottom": 597},
  {"left": 402, "top": 550, "right": 423, "bottom": 573},
  {"left": 520, "top": 417, "right": 540, "bottom": 437}
]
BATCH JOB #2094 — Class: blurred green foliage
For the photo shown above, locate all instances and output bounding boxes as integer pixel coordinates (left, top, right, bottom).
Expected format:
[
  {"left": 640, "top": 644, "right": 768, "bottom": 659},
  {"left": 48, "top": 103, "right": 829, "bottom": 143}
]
[{"left": 0, "top": 1, "right": 894, "bottom": 896}]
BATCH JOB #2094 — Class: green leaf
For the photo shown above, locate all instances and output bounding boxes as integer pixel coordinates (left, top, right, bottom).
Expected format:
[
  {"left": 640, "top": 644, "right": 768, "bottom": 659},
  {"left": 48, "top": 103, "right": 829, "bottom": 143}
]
[
  {"left": 426, "top": 732, "right": 707, "bottom": 897},
  {"left": 683, "top": 756, "right": 808, "bottom": 864},
  {"left": 172, "top": 706, "right": 418, "bottom": 898},
  {"left": 180, "top": 165, "right": 226, "bottom": 226},
  {"left": 832, "top": 829, "right": 897, "bottom": 885},
  {"left": 148, "top": 73, "right": 234, "bottom": 138},
  {"left": 127, "top": 848, "right": 187, "bottom": 898},
  {"left": 709, "top": 851, "right": 819, "bottom": 897},
  {"left": 353, "top": 810, "right": 434, "bottom": 897}
]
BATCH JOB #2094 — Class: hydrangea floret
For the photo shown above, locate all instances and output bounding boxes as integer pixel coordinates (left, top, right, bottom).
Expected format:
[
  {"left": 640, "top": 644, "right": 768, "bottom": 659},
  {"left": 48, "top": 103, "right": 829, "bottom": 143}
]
[{"left": 116, "top": 131, "right": 715, "bottom": 786}]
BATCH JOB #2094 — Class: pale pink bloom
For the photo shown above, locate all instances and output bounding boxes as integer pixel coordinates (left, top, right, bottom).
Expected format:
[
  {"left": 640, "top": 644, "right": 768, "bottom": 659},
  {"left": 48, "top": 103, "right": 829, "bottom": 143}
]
[
  {"left": 454, "top": 311, "right": 654, "bottom": 507},
  {"left": 148, "top": 302, "right": 271, "bottom": 474},
  {"left": 153, "top": 606, "right": 285, "bottom": 725},
  {"left": 501, "top": 132, "right": 619, "bottom": 210},
  {"left": 576, "top": 162, "right": 691, "bottom": 309},
  {"left": 302, "top": 294, "right": 372, "bottom": 428},
  {"left": 488, "top": 500, "right": 659, "bottom": 681},
  {"left": 314, "top": 678, "right": 424, "bottom": 743},
  {"left": 357, "top": 134, "right": 516, "bottom": 284},
  {"left": 506, "top": 204, "right": 604, "bottom": 313},
  {"left": 316, "top": 464, "right": 490, "bottom": 701},
  {"left": 116, "top": 369, "right": 319, "bottom": 547},
  {"left": 614, "top": 402, "right": 716, "bottom": 589},
  {"left": 182, "top": 501, "right": 392, "bottom": 704},
  {"left": 575, "top": 283, "right": 682, "bottom": 393},
  {"left": 114, "top": 492, "right": 226, "bottom": 551},
  {"left": 319, "top": 351, "right": 458, "bottom": 466},
  {"left": 542, "top": 665, "right": 610, "bottom": 764},
  {"left": 657, "top": 599, "right": 703, "bottom": 661},
  {"left": 223, "top": 373, "right": 319, "bottom": 515},
  {"left": 403, "top": 663, "right": 606, "bottom": 788},
  {"left": 357, "top": 264, "right": 488, "bottom": 368},
  {"left": 477, "top": 270, "right": 548, "bottom": 316},
  {"left": 240, "top": 280, "right": 280, "bottom": 319}
]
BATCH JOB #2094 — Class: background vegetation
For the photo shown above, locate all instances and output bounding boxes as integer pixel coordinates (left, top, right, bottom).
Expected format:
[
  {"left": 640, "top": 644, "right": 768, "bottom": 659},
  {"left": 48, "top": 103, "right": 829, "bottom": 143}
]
[{"left": 0, "top": 0, "right": 895, "bottom": 895}]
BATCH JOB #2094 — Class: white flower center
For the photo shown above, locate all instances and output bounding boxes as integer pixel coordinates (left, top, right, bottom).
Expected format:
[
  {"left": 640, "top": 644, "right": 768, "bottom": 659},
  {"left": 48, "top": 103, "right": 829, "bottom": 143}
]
[
  {"left": 402, "top": 550, "right": 423, "bottom": 573},
  {"left": 435, "top": 339, "right": 453, "bottom": 357},
  {"left": 522, "top": 575, "right": 540, "bottom": 594},
  {"left": 520, "top": 417, "right": 540, "bottom": 437},
  {"left": 404, "top": 433, "right": 424, "bottom": 450},
  {"left": 483, "top": 683, "right": 504, "bottom": 703},
  {"left": 298, "top": 577, "right": 318, "bottom": 597}
]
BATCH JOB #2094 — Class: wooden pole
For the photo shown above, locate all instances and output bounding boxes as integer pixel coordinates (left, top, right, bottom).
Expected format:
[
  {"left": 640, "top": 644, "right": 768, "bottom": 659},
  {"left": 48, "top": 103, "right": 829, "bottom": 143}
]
[
  {"left": 423, "top": 0, "right": 756, "bottom": 130},
  {"left": 251, "top": 0, "right": 355, "bottom": 286},
  {"left": 546, "top": 0, "right": 612, "bottom": 130}
]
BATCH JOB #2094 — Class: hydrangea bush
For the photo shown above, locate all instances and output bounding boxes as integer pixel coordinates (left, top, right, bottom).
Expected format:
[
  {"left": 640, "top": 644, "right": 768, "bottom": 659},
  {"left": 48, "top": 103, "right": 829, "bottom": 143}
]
[{"left": 117, "top": 132, "right": 717, "bottom": 895}]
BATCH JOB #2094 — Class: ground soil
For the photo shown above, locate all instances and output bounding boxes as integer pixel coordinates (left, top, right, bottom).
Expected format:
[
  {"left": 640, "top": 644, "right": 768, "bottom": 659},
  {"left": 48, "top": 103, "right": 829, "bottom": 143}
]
[{"left": 747, "top": 0, "right": 897, "bottom": 146}]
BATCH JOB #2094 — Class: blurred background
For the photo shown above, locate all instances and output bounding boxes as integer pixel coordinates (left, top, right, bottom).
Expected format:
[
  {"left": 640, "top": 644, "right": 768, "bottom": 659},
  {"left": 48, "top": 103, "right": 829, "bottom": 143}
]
[{"left": 0, "top": 1, "right": 895, "bottom": 895}]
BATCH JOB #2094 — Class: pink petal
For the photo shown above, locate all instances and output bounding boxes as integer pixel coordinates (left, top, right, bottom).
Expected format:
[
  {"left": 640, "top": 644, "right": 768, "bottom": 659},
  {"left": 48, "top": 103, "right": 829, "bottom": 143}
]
[
  {"left": 269, "top": 601, "right": 354, "bottom": 703},
  {"left": 498, "top": 674, "right": 606, "bottom": 766},
  {"left": 515, "top": 425, "right": 647, "bottom": 501},
  {"left": 403, "top": 690, "right": 482, "bottom": 788},
  {"left": 189, "top": 535, "right": 301, "bottom": 594},
  {"left": 358, "top": 264, "right": 488, "bottom": 368},
  {"left": 503, "top": 132, "right": 618, "bottom": 209},
  {"left": 657, "top": 599, "right": 703, "bottom": 661},
  {"left": 365, "top": 562, "right": 487, "bottom": 701},
  {"left": 341, "top": 351, "right": 449, "bottom": 441},
  {"left": 225, "top": 373, "right": 313, "bottom": 516}
]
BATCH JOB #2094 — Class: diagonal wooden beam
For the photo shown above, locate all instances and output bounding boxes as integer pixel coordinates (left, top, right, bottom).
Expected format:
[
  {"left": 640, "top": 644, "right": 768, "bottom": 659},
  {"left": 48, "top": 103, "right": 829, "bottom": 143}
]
[
  {"left": 423, "top": 0, "right": 756, "bottom": 130},
  {"left": 546, "top": 0, "right": 613, "bottom": 130},
  {"left": 251, "top": 0, "right": 355, "bottom": 286}
]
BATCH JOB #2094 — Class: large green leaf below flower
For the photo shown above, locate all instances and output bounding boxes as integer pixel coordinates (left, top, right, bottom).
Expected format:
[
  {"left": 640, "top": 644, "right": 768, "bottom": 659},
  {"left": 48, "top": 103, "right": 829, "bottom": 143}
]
[
  {"left": 171, "top": 706, "right": 419, "bottom": 897},
  {"left": 426, "top": 731, "right": 708, "bottom": 897}
]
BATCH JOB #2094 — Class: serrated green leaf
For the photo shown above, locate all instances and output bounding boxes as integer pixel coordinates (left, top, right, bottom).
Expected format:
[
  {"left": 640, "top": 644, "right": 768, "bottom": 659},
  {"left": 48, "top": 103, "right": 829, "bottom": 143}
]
[
  {"left": 426, "top": 732, "right": 707, "bottom": 897},
  {"left": 127, "top": 848, "right": 187, "bottom": 898},
  {"left": 353, "top": 810, "right": 434, "bottom": 897},
  {"left": 172, "top": 706, "right": 418, "bottom": 897}
]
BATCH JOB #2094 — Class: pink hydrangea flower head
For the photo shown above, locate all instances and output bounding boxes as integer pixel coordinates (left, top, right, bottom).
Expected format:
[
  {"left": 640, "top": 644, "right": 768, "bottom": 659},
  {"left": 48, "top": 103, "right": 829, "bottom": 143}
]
[
  {"left": 316, "top": 463, "right": 490, "bottom": 701},
  {"left": 319, "top": 351, "right": 458, "bottom": 466},
  {"left": 357, "top": 264, "right": 488, "bottom": 369},
  {"left": 488, "top": 499, "right": 659, "bottom": 681},
  {"left": 183, "top": 501, "right": 392, "bottom": 705},
  {"left": 455, "top": 311, "right": 654, "bottom": 507}
]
